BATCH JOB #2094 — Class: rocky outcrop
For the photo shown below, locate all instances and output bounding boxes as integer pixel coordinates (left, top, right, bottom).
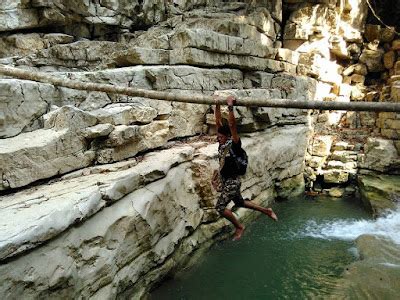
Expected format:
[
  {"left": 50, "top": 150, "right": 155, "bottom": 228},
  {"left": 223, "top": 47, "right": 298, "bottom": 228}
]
[
  {"left": 332, "top": 234, "right": 400, "bottom": 299},
  {"left": 0, "top": 125, "right": 309, "bottom": 298},
  {"left": 0, "top": 0, "right": 168, "bottom": 36},
  {"left": 0, "top": 62, "right": 317, "bottom": 190},
  {"left": 1, "top": 0, "right": 399, "bottom": 298},
  {"left": 358, "top": 174, "right": 400, "bottom": 217}
]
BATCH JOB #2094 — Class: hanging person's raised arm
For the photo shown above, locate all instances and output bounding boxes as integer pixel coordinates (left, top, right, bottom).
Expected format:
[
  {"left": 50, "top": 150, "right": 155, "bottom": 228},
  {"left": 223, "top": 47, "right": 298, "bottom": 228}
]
[
  {"left": 226, "top": 95, "right": 239, "bottom": 144},
  {"left": 213, "top": 93, "right": 223, "bottom": 130}
]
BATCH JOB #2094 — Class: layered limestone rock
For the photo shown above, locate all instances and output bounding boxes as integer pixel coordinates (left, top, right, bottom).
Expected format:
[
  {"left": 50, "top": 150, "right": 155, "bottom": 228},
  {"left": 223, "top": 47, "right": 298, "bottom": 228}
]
[
  {"left": 1, "top": 0, "right": 399, "bottom": 298},
  {"left": 0, "top": 4, "right": 283, "bottom": 71},
  {"left": 0, "top": 4, "right": 315, "bottom": 288},
  {"left": 0, "top": 66, "right": 245, "bottom": 138},
  {"left": 283, "top": 1, "right": 368, "bottom": 56},
  {"left": 0, "top": 126, "right": 309, "bottom": 298},
  {"left": 0, "top": 0, "right": 168, "bottom": 35},
  {"left": 1, "top": 62, "right": 317, "bottom": 191}
]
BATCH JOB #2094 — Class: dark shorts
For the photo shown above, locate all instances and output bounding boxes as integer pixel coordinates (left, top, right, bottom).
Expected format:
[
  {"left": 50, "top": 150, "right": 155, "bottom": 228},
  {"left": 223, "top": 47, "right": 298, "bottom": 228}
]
[{"left": 215, "top": 177, "right": 245, "bottom": 214}]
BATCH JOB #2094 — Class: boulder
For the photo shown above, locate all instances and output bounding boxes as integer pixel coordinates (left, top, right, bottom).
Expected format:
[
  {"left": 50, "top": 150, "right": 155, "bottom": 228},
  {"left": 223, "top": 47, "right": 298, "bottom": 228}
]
[
  {"left": 91, "top": 103, "right": 157, "bottom": 126},
  {"left": 97, "top": 121, "right": 171, "bottom": 164},
  {"left": 44, "top": 105, "right": 97, "bottom": 131},
  {"left": 0, "top": 79, "right": 55, "bottom": 138},
  {"left": 359, "top": 48, "right": 385, "bottom": 72},
  {"left": 333, "top": 235, "right": 400, "bottom": 299},
  {"left": 323, "top": 170, "right": 349, "bottom": 183},
  {"left": 311, "top": 135, "right": 333, "bottom": 157},
  {"left": 383, "top": 50, "right": 396, "bottom": 69},
  {"left": 82, "top": 123, "right": 114, "bottom": 139},
  {"left": 359, "top": 137, "right": 400, "bottom": 173},
  {"left": 328, "top": 187, "right": 344, "bottom": 197},
  {"left": 358, "top": 175, "right": 400, "bottom": 216}
]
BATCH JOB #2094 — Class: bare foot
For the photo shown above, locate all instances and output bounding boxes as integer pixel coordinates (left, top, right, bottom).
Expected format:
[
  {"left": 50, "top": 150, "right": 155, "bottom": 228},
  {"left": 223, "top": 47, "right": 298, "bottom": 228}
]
[
  {"left": 263, "top": 208, "right": 278, "bottom": 221},
  {"left": 232, "top": 226, "right": 245, "bottom": 241}
]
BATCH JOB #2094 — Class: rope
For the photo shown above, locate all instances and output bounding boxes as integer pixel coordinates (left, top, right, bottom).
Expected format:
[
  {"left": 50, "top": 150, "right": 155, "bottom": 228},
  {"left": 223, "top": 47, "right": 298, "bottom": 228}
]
[
  {"left": 365, "top": 0, "right": 400, "bottom": 36},
  {"left": 1, "top": 64, "right": 400, "bottom": 112}
]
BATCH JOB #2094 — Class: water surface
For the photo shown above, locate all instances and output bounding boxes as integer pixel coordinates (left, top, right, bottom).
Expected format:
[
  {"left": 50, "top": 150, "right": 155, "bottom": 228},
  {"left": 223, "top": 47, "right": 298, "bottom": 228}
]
[{"left": 152, "top": 196, "right": 379, "bottom": 299}]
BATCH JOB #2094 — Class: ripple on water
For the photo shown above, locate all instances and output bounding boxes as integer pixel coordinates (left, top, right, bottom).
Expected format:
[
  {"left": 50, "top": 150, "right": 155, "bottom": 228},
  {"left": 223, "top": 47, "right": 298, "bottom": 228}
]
[
  {"left": 151, "top": 198, "right": 400, "bottom": 300},
  {"left": 298, "top": 205, "right": 400, "bottom": 245}
]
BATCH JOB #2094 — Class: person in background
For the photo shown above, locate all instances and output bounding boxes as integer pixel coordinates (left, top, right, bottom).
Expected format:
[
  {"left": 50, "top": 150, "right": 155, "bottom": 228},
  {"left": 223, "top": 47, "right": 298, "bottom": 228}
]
[{"left": 212, "top": 93, "right": 278, "bottom": 241}]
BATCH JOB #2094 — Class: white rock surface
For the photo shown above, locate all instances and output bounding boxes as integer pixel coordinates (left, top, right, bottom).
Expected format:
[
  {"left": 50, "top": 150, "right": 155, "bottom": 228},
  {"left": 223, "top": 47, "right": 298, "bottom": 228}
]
[
  {"left": 0, "top": 79, "right": 55, "bottom": 138},
  {"left": 359, "top": 138, "right": 400, "bottom": 172},
  {"left": 0, "top": 126, "right": 309, "bottom": 298},
  {"left": 0, "top": 129, "right": 95, "bottom": 190}
]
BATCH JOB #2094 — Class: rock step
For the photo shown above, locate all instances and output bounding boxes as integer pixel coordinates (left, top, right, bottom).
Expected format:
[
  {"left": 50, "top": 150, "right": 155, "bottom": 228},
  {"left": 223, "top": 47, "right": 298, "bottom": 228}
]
[
  {"left": 324, "top": 160, "right": 357, "bottom": 170},
  {"left": 0, "top": 145, "right": 195, "bottom": 260},
  {"left": 329, "top": 150, "right": 358, "bottom": 162},
  {"left": 169, "top": 28, "right": 278, "bottom": 59},
  {"left": 1, "top": 23, "right": 316, "bottom": 82},
  {"left": 1, "top": 68, "right": 317, "bottom": 139},
  {"left": 337, "top": 128, "right": 372, "bottom": 142},
  {"left": 332, "top": 141, "right": 356, "bottom": 151},
  {"left": 169, "top": 47, "right": 297, "bottom": 74}
]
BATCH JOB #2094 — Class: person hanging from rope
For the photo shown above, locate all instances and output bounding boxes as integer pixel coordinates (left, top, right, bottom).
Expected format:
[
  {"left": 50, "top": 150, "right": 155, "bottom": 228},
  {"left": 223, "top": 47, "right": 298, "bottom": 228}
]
[{"left": 211, "top": 93, "right": 278, "bottom": 241}]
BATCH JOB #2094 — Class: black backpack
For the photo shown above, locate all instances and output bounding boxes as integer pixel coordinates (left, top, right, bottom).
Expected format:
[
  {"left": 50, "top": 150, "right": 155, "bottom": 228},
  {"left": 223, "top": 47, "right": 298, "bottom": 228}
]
[{"left": 229, "top": 148, "right": 248, "bottom": 175}]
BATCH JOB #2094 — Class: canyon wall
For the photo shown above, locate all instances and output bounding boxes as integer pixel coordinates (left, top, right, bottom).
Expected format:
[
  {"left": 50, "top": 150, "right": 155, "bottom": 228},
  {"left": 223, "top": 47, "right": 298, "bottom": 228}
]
[{"left": 0, "top": 0, "right": 399, "bottom": 298}]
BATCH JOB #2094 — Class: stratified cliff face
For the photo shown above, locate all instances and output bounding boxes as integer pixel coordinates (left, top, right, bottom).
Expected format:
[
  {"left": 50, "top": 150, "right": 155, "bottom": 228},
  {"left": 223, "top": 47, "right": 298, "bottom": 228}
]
[
  {"left": 0, "top": 126, "right": 310, "bottom": 298},
  {"left": 0, "top": 0, "right": 399, "bottom": 298}
]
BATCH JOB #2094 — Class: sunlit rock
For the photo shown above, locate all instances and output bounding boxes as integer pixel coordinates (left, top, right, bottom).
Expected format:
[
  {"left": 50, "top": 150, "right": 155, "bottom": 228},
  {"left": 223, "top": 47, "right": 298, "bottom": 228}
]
[
  {"left": 44, "top": 105, "right": 97, "bottom": 131},
  {"left": 170, "top": 28, "right": 277, "bottom": 58},
  {"left": 276, "top": 48, "right": 299, "bottom": 64},
  {"left": 359, "top": 137, "right": 400, "bottom": 173},
  {"left": 0, "top": 126, "right": 309, "bottom": 297},
  {"left": 0, "top": 128, "right": 95, "bottom": 190},
  {"left": 0, "top": 79, "right": 55, "bottom": 138},
  {"left": 82, "top": 123, "right": 114, "bottom": 139},
  {"left": 91, "top": 103, "right": 158, "bottom": 126},
  {"left": 97, "top": 120, "right": 170, "bottom": 163},
  {"left": 359, "top": 48, "right": 385, "bottom": 73},
  {"left": 311, "top": 135, "right": 333, "bottom": 157}
]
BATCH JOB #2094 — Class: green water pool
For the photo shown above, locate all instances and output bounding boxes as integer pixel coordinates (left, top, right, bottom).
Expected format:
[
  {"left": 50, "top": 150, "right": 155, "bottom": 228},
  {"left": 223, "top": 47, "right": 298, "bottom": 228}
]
[{"left": 151, "top": 195, "right": 372, "bottom": 299}]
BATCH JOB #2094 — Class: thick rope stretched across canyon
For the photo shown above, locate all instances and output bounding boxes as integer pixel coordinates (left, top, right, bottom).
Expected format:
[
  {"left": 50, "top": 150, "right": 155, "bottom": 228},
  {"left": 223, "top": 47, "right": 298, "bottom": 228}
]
[{"left": 0, "top": 64, "right": 400, "bottom": 112}]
